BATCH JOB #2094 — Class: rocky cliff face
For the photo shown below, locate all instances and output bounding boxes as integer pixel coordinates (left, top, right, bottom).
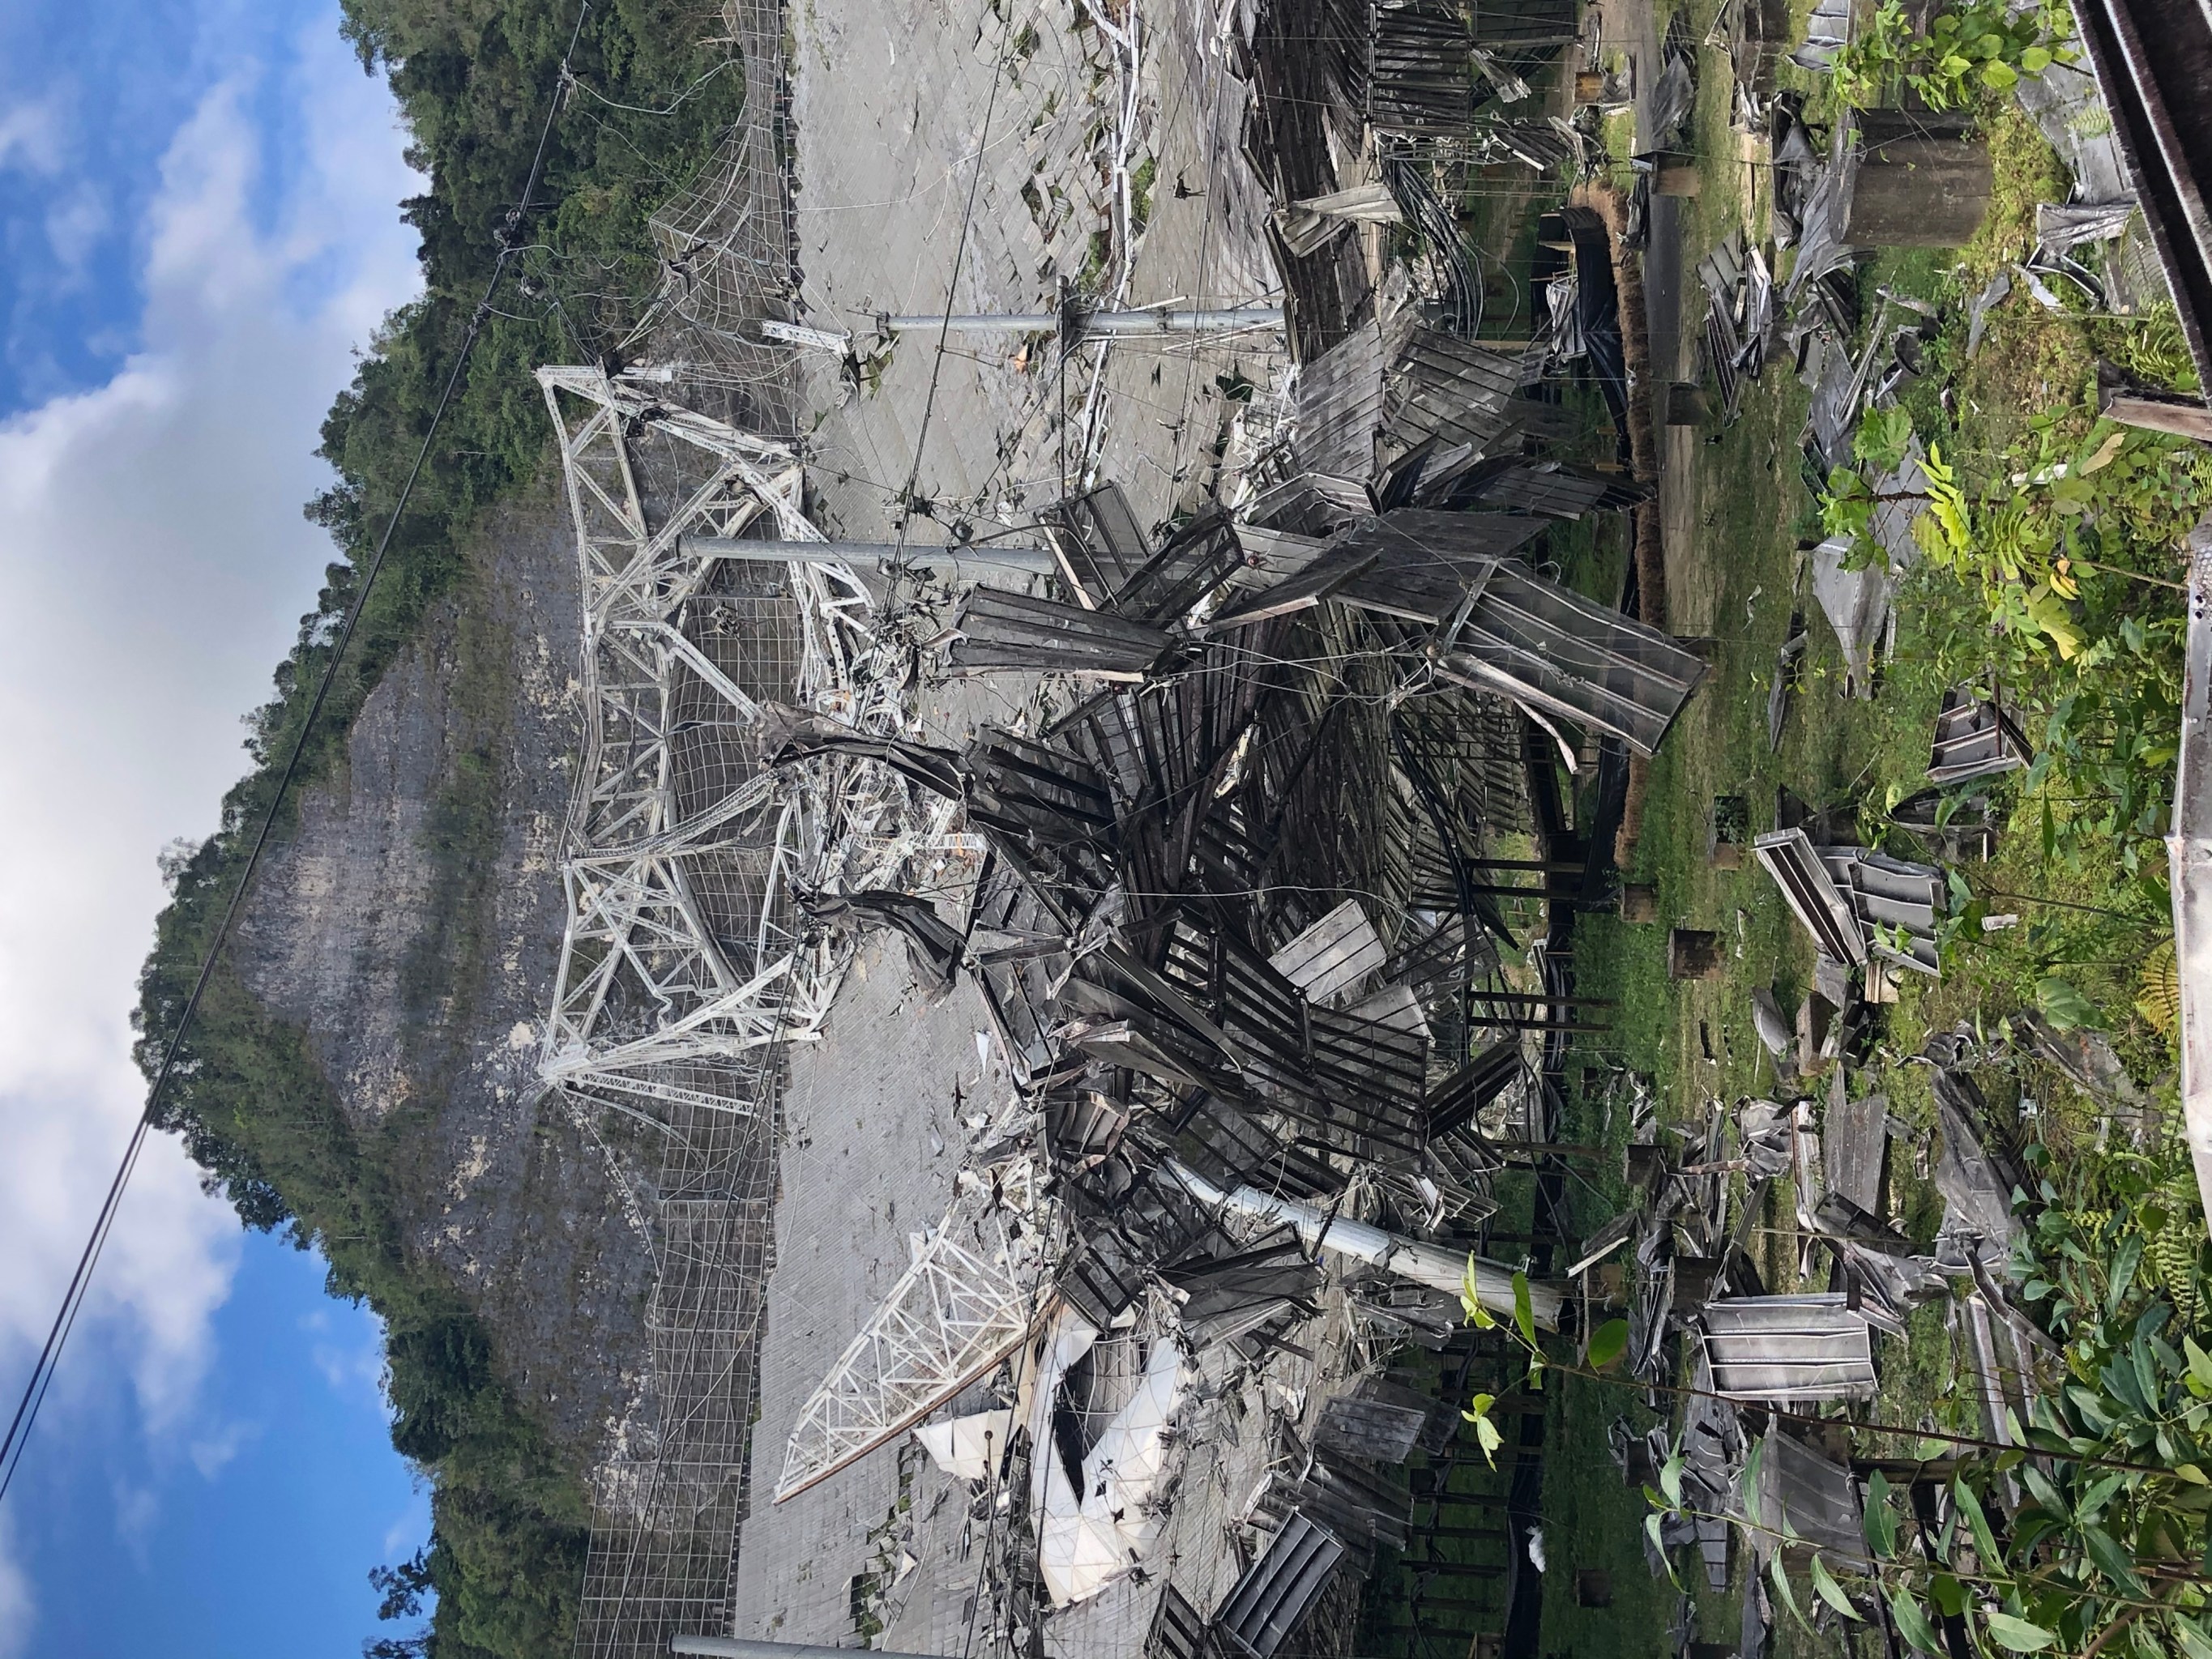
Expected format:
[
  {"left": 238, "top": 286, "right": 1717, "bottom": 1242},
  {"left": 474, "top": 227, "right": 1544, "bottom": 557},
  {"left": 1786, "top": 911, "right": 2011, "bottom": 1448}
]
[{"left": 229, "top": 478, "right": 654, "bottom": 1465}]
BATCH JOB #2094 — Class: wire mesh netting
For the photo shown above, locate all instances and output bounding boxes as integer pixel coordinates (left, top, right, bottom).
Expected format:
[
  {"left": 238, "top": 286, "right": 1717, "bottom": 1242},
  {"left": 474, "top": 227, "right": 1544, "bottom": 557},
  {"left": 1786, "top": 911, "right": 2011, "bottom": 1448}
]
[
  {"left": 570, "top": 1059, "right": 782, "bottom": 1657},
  {"left": 561, "top": 0, "right": 826, "bottom": 1618},
  {"left": 630, "top": 0, "right": 805, "bottom": 437}
]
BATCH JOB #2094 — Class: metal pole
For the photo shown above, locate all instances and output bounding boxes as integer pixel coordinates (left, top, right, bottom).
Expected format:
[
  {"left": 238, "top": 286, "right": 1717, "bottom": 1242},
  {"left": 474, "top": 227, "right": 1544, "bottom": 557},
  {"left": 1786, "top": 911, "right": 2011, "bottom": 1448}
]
[
  {"left": 1083, "top": 307, "right": 1286, "bottom": 335},
  {"left": 2171, "top": 513, "right": 2212, "bottom": 1235},
  {"left": 1163, "top": 1161, "right": 1562, "bottom": 1327},
  {"left": 683, "top": 536, "right": 1061, "bottom": 575},
  {"left": 672, "top": 1641, "right": 960, "bottom": 1659},
  {"left": 878, "top": 306, "right": 1283, "bottom": 336},
  {"left": 881, "top": 313, "right": 1061, "bottom": 333},
  {"left": 673, "top": 1640, "right": 1407, "bottom": 1659}
]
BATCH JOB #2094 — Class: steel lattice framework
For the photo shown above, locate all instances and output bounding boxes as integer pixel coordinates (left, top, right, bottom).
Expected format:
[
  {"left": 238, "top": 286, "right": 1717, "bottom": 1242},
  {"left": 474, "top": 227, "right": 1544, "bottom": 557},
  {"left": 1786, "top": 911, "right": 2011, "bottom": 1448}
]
[
  {"left": 534, "top": 365, "right": 878, "bottom": 1118},
  {"left": 544, "top": 358, "right": 980, "bottom": 1659},
  {"left": 775, "top": 1162, "right": 1057, "bottom": 1503}
]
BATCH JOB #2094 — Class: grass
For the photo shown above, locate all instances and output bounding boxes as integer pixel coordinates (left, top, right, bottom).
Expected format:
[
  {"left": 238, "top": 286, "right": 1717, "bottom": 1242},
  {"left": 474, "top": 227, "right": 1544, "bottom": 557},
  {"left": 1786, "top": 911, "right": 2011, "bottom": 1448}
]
[{"left": 1514, "top": 27, "right": 2201, "bottom": 1657}]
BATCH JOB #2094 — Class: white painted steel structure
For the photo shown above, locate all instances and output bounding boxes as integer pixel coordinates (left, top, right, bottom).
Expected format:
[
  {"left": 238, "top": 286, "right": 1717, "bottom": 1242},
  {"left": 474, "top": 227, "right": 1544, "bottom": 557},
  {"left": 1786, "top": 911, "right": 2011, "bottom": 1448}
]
[
  {"left": 774, "top": 1163, "right": 1057, "bottom": 1502},
  {"left": 535, "top": 366, "right": 880, "bottom": 1114}
]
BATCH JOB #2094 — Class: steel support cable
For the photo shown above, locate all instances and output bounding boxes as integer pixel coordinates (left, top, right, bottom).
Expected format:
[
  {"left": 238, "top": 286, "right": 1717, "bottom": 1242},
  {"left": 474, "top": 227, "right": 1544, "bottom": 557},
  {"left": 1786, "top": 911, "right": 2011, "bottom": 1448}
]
[
  {"left": 954, "top": 1235, "right": 1057, "bottom": 1659},
  {"left": 0, "top": 0, "right": 597, "bottom": 1508},
  {"left": 894, "top": 4, "right": 1017, "bottom": 551}
]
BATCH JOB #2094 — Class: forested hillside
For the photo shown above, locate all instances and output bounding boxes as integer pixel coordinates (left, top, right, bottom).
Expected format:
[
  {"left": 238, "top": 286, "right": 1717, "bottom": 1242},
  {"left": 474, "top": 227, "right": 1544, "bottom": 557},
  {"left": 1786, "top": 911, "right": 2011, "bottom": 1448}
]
[{"left": 133, "top": 2, "right": 743, "bottom": 1652}]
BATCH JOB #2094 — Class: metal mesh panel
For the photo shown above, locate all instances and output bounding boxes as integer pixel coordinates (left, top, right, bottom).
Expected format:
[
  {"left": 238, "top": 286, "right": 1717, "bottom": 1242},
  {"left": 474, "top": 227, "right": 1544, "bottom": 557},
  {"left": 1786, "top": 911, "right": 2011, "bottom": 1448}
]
[
  {"left": 633, "top": 0, "right": 803, "bottom": 436},
  {"left": 553, "top": 0, "right": 845, "bottom": 1622},
  {"left": 572, "top": 1060, "right": 781, "bottom": 1657}
]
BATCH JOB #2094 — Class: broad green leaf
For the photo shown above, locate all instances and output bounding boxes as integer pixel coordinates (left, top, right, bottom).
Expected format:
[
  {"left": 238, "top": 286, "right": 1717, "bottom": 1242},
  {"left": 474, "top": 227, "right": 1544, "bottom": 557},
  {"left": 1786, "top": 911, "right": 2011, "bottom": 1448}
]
[
  {"left": 2173, "top": 1613, "right": 2212, "bottom": 1659},
  {"left": 1930, "top": 1573, "right": 1968, "bottom": 1618},
  {"left": 1864, "top": 1470, "right": 1899, "bottom": 1558},
  {"left": 2109, "top": 1234, "right": 2144, "bottom": 1317},
  {"left": 1586, "top": 1318, "right": 1629, "bottom": 1371},
  {"left": 1459, "top": 1256, "right": 1493, "bottom": 1327},
  {"left": 2082, "top": 1524, "right": 2150, "bottom": 1598},
  {"left": 1769, "top": 1552, "right": 1815, "bottom": 1636},
  {"left": 2037, "top": 975, "right": 2100, "bottom": 1030},
  {"left": 1808, "top": 1552, "right": 1862, "bottom": 1621},
  {"left": 2020, "top": 1463, "right": 2069, "bottom": 1521},
  {"left": 1460, "top": 1256, "right": 1499, "bottom": 1327},
  {"left": 2020, "top": 44, "right": 2052, "bottom": 70},
  {"left": 1512, "top": 1270, "right": 1536, "bottom": 1348},
  {"left": 1659, "top": 1450, "right": 1684, "bottom": 1510},
  {"left": 1890, "top": 1587, "right": 1944, "bottom": 1653},
  {"left": 2103, "top": 1354, "right": 2149, "bottom": 1416},
  {"left": 1983, "top": 1610, "right": 2057, "bottom": 1652},
  {"left": 1644, "top": 1512, "right": 1680, "bottom": 1589},
  {"left": 1740, "top": 1435, "right": 1766, "bottom": 1529},
  {"left": 1474, "top": 1413, "right": 1503, "bottom": 1466},
  {"left": 2180, "top": 1464, "right": 2211, "bottom": 1486},
  {"left": 1954, "top": 1478, "right": 2004, "bottom": 1572},
  {"left": 2066, "top": 1384, "right": 2113, "bottom": 1431},
  {"left": 2079, "top": 1471, "right": 2126, "bottom": 1521}
]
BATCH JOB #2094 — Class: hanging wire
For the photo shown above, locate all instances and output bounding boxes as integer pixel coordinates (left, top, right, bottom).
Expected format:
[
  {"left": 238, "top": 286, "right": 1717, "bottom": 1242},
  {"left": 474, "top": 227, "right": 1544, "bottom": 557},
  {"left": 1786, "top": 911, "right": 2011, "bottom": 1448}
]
[{"left": 0, "top": 0, "right": 600, "bottom": 1510}]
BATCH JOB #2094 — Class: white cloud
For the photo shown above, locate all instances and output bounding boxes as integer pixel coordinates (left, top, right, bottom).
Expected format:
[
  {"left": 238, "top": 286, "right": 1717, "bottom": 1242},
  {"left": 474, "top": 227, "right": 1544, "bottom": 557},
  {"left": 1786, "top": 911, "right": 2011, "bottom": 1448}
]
[
  {"left": 311, "top": 1318, "right": 391, "bottom": 1411},
  {"left": 0, "top": 96, "right": 64, "bottom": 177},
  {"left": 42, "top": 183, "right": 108, "bottom": 278},
  {"left": 0, "top": 1514, "right": 30, "bottom": 1659},
  {"left": 0, "top": 6, "right": 421, "bottom": 1627},
  {"left": 382, "top": 1488, "right": 433, "bottom": 1559},
  {"left": 187, "top": 1418, "right": 259, "bottom": 1481}
]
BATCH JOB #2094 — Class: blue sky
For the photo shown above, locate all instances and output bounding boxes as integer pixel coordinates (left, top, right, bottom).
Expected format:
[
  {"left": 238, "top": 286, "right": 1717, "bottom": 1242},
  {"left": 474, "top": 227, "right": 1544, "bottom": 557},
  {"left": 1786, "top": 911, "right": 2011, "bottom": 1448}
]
[
  {"left": 0, "top": 0, "right": 432, "bottom": 1653},
  {"left": 5, "top": 1243, "right": 430, "bottom": 1656}
]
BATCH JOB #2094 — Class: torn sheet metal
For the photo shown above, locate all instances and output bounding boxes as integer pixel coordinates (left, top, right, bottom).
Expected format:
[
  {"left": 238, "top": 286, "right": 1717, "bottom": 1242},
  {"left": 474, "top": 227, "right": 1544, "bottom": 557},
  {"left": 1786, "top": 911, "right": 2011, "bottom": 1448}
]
[
  {"left": 1036, "top": 1334, "right": 1191, "bottom": 1606},
  {"left": 1755, "top": 1427, "right": 1866, "bottom": 1562},
  {"left": 2010, "top": 60, "right": 2133, "bottom": 210},
  {"left": 1820, "top": 846, "right": 1945, "bottom": 975},
  {"left": 1449, "top": 458, "right": 1654, "bottom": 518},
  {"left": 1314, "top": 1390, "right": 1436, "bottom": 1465},
  {"left": 1815, "top": 437, "right": 1924, "bottom": 689},
  {"left": 1214, "top": 1512, "right": 1347, "bottom": 1659},
  {"left": 1269, "top": 898, "right": 1388, "bottom": 1004},
  {"left": 1433, "top": 557, "right": 1710, "bottom": 757},
  {"left": 1294, "top": 318, "right": 1388, "bottom": 482},
  {"left": 1700, "top": 1294, "right": 1878, "bottom": 1401},
  {"left": 1046, "top": 480, "right": 1155, "bottom": 606},
  {"left": 1933, "top": 1071, "right": 2028, "bottom": 1267},
  {"left": 913, "top": 1408, "right": 1017, "bottom": 1481},
  {"left": 1821, "top": 1086, "right": 1889, "bottom": 1214},
  {"left": 1788, "top": 0, "right": 1851, "bottom": 69},
  {"left": 2037, "top": 198, "right": 2141, "bottom": 256},
  {"left": 1928, "top": 683, "right": 2032, "bottom": 785},
  {"left": 1753, "top": 828, "right": 1865, "bottom": 965},
  {"left": 944, "top": 586, "right": 1175, "bottom": 681}
]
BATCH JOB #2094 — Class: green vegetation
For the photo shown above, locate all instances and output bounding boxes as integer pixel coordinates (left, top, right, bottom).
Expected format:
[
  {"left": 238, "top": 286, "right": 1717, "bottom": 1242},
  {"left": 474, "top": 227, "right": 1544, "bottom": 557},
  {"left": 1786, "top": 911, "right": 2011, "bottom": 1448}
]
[
  {"left": 131, "top": 0, "right": 755, "bottom": 1652},
  {"left": 1476, "top": 10, "right": 2212, "bottom": 1653},
  {"left": 1832, "top": 0, "right": 2076, "bottom": 108},
  {"left": 135, "top": 925, "right": 590, "bottom": 1659}
]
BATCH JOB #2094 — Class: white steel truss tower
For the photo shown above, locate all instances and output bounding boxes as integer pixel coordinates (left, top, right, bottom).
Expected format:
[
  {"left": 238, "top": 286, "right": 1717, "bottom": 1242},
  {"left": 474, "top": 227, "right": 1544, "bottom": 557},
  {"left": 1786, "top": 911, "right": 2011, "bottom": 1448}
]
[{"left": 534, "top": 365, "right": 878, "bottom": 1115}]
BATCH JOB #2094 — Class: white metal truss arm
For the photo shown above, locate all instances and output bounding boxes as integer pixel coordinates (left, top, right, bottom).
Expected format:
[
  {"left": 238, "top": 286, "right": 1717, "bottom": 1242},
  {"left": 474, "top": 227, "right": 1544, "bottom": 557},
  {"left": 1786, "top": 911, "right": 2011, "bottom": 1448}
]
[{"left": 775, "top": 1184, "right": 1056, "bottom": 1503}]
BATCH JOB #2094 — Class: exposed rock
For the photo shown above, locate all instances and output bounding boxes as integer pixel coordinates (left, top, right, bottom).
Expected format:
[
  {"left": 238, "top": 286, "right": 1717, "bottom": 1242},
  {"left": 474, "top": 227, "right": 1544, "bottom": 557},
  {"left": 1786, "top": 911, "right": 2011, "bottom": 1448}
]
[{"left": 229, "top": 480, "right": 655, "bottom": 1465}]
